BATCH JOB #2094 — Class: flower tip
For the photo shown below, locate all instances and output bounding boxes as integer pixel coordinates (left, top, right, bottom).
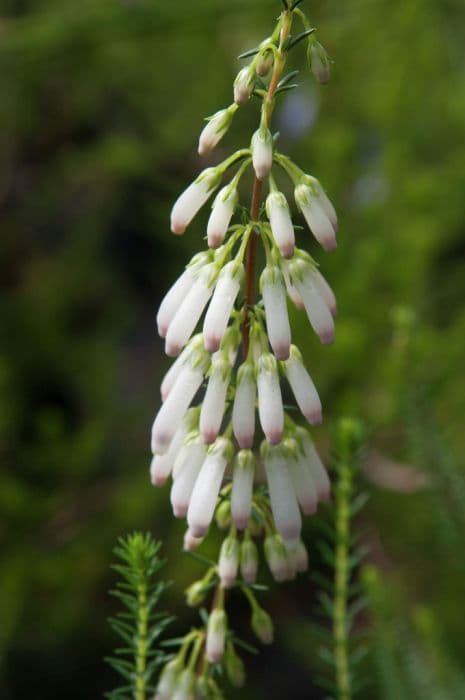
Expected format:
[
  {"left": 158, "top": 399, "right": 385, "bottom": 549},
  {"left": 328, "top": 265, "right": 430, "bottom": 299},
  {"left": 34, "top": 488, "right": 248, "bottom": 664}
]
[
  {"left": 273, "top": 344, "right": 291, "bottom": 361},
  {"left": 320, "top": 330, "right": 335, "bottom": 345},
  {"left": 201, "top": 428, "right": 218, "bottom": 445},
  {"left": 233, "top": 513, "right": 249, "bottom": 531},
  {"left": 165, "top": 339, "right": 183, "bottom": 357},
  {"left": 170, "top": 218, "right": 186, "bottom": 235},
  {"left": 172, "top": 502, "right": 188, "bottom": 518},
  {"left": 151, "top": 471, "right": 168, "bottom": 487},
  {"left": 207, "top": 233, "right": 223, "bottom": 250},
  {"left": 204, "top": 333, "right": 221, "bottom": 353},
  {"left": 188, "top": 521, "right": 208, "bottom": 539},
  {"left": 266, "top": 429, "right": 283, "bottom": 446},
  {"left": 306, "top": 408, "right": 323, "bottom": 426},
  {"left": 321, "top": 236, "right": 338, "bottom": 252},
  {"left": 280, "top": 243, "right": 295, "bottom": 259}
]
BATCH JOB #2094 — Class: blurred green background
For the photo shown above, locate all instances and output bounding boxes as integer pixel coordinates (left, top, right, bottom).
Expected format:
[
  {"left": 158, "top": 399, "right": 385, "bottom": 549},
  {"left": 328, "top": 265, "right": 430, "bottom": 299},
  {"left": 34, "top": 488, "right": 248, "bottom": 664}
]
[{"left": 1, "top": 0, "right": 464, "bottom": 698}]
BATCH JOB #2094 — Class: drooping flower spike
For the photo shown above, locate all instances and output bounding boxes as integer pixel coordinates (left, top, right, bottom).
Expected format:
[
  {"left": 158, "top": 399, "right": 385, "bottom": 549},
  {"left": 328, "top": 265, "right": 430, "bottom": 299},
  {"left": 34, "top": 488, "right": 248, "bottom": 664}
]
[{"left": 150, "top": 2, "right": 338, "bottom": 693}]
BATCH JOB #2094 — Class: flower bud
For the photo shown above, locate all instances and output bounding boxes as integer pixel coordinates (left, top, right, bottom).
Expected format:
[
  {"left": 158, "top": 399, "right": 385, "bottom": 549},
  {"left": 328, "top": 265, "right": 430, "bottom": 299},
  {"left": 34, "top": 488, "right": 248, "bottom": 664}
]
[
  {"left": 233, "top": 66, "right": 255, "bottom": 104},
  {"left": 262, "top": 442, "right": 302, "bottom": 544},
  {"left": 157, "top": 658, "right": 183, "bottom": 700},
  {"left": 288, "top": 539, "right": 309, "bottom": 573},
  {"left": 256, "top": 48, "right": 274, "bottom": 77},
  {"left": 231, "top": 449, "right": 255, "bottom": 529},
  {"left": 206, "top": 184, "right": 239, "bottom": 249},
  {"left": 203, "top": 261, "right": 243, "bottom": 352},
  {"left": 225, "top": 643, "right": 246, "bottom": 688},
  {"left": 282, "top": 264, "right": 305, "bottom": 309},
  {"left": 251, "top": 606, "right": 274, "bottom": 645},
  {"left": 284, "top": 437, "right": 318, "bottom": 515},
  {"left": 206, "top": 609, "right": 227, "bottom": 664},
  {"left": 173, "top": 668, "right": 196, "bottom": 700},
  {"left": 309, "top": 40, "right": 331, "bottom": 84},
  {"left": 257, "top": 353, "right": 284, "bottom": 445},
  {"left": 284, "top": 345, "right": 322, "bottom": 425},
  {"left": 150, "top": 407, "right": 196, "bottom": 477},
  {"left": 260, "top": 266, "right": 291, "bottom": 360},
  {"left": 218, "top": 536, "right": 240, "bottom": 588},
  {"left": 157, "top": 268, "right": 195, "bottom": 338},
  {"left": 170, "top": 438, "right": 206, "bottom": 517},
  {"left": 185, "top": 579, "right": 208, "bottom": 607},
  {"left": 264, "top": 534, "right": 290, "bottom": 582},
  {"left": 215, "top": 499, "right": 231, "bottom": 530},
  {"left": 187, "top": 438, "right": 233, "bottom": 537},
  {"left": 232, "top": 362, "right": 256, "bottom": 449},
  {"left": 171, "top": 167, "right": 221, "bottom": 235},
  {"left": 200, "top": 357, "right": 231, "bottom": 444},
  {"left": 183, "top": 528, "right": 204, "bottom": 551},
  {"left": 240, "top": 539, "right": 259, "bottom": 584},
  {"left": 266, "top": 191, "right": 295, "bottom": 258},
  {"left": 198, "top": 104, "right": 237, "bottom": 156},
  {"left": 297, "top": 427, "right": 331, "bottom": 501},
  {"left": 289, "top": 259, "right": 335, "bottom": 345},
  {"left": 312, "top": 268, "right": 337, "bottom": 316},
  {"left": 295, "top": 181, "right": 337, "bottom": 251},
  {"left": 251, "top": 128, "right": 273, "bottom": 180}
]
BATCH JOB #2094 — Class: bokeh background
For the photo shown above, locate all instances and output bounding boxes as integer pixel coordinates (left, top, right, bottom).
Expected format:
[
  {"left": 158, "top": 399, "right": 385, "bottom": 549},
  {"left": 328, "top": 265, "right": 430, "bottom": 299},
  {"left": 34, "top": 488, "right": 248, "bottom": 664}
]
[{"left": 1, "top": 0, "right": 465, "bottom": 698}]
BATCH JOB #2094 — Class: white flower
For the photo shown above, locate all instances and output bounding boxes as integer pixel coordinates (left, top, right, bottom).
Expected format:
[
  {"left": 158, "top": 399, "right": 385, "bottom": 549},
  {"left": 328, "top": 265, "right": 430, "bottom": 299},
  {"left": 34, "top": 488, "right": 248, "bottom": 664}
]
[
  {"left": 240, "top": 539, "right": 259, "bottom": 583},
  {"left": 232, "top": 362, "right": 256, "bottom": 449},
  {"left": 296, "top": 426, "right": 331, "bottom": 501},
  {"left": 289, "top": 259, "right": 335, "bottom": 344},
  {"left": 203, "top": 261, "right": 243, "bottom": 352},
  {"left": 257, "top": 353, "right": 284, "bottom": 445},
  {"left": 170, "top": 437, "right": 207, "bottom": 517},
  {"left": 150, "top": 409, "right": 196, "bottom": 483},
  {"left": 233, "top": 66, "right": 255, "bottom": 104},
  {"left": 283, "top": 345, "right": 322, "bottom": 425},
  {"left": 156, "top": 268, "right": 195, "bottom": 338},
  {"left": 260, "top": 265, "right": 291, "bottom": 360},
  {"left": 198, "top": 104, "right": 237, "bottom": 156},
  {"left": 231, "top": 449, "right": 255, "bottom": 530},
  {"left": 292, "top": 539, "right": 309, "bottom": 573},
  {"left": 284, "top": 437, "right": 318, "bottom": 514},
  {"left": 206, "top": 609, "right": 227, "bottom": 663},
  {"left": 165, "top": 264, "right": 216, "bottom": 357},
  {"left": 251, "top": 128, "right": 273, "bottom": 180},
  {"left": 295, "top": 181, "right": 337, "bottom": 251},
  {"left": 183, "top": 528, "right": 204, "bottom": 551},
  {"left": 172, "top": 669, "right": 195, "bottom": 700},
  {"left": 218, "top": 536, "right": 240, "bottom": 588},
  {"left": 262, "top": 442, "right": 302, "bottom": 544},
  {"left": 157, "top": 658, "right": 182, "bottom": 700},
  {"left": 266, "top": 191, "right": 295, "bottom": 258},
  {"left": 307, "top": 176, "right": 338, "bottom": 230},
  {"left": 282, "top": 264, "right": 305, "bottom": 309},
  {"left": 207, "top": 184, "right": 238, "bottom": 249},
  {"left": 264, "top": 535, "right": 290, "bottom": 582},
  {"left": 311, "top": 268, "right": 337, "bottom": 316},
  {"left": 200, "top": 356, "right": 231, "bottom": 444},
  {"left": 170, "top": 167, "right": 221, "bottom": 235},
  {"left": 187, "top": 438, "right": 232, "bottom": 537}
]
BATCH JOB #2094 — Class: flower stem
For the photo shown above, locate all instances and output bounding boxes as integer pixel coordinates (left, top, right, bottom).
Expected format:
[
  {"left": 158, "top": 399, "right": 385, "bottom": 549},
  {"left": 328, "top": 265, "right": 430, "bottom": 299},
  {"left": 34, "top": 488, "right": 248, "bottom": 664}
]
[{"left": 135, "top": 580, "right": 149, "bottom": 700}]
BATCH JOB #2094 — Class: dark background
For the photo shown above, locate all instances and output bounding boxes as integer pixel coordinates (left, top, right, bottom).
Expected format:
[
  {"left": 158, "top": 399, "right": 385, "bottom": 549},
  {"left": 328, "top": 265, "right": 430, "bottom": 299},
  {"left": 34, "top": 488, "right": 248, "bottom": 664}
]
[{"left": 1, "top": 0, "right": 465, "bottom": 698}]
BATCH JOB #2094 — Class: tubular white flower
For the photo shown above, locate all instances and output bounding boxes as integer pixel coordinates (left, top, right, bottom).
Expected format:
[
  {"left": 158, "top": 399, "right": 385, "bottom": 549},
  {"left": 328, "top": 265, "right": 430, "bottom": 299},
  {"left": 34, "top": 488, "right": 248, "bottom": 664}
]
[
  {"left": 309, "top": 176, "right": 338, "bottom": 230},
  {"left": 198, "top": 104, "right": 237, "bottom": 156},
  {"left": 151, "top": 360, "right": 206, "bottom": 454},
  {"left": 297, "top": 426, "right": 331, "bottom": 501},
  {"left": 160, "top": 334, "right": 204, "bottom": 402},
  {"left": 150, "top": 408, "right": 197, "bottom": 482},
  {"left": 207, "top": 184, "right": 238, "bottom": 249},
  {"left": 284, "top": 345, "right": 322, "bottom": 425},
  {"left": 295, "top": 181, "right": 337, "bottom": 251},
  {"left": 311, "top": 268, "right": 337, "bottom": 316},
  {"left": 260, "top": 266, "right": 291, "bottom": 360},
  {"left": 200, "top": 356, "right": 231, "bottom": 444},
  {"left": 231, "top": 449, "right": 255, "bottom": 530},
  {"left": 282, "top": 264, "right": 305, "bottom": 309},
  {"left": 172, "top": 669, "right": 195, "bottom": 700},
  {"left": 251, "top": 128, "right": 273, "bottom": 180},
  {"left": 218, "top": 536, "right": 240, "bottom": 588},
  {"left": 187, "top": 438, "right": 232, "bottom": 537},
  {"left": 240, "top": 539, "right": 259, "bottom": 584},
  {"left": 170, "top": 438, "right": 206, "bottom": 517},
  {"left": 203, "top": 261, "right": 243, "bottom": 352},
  {"left": 257, "top": 353, "right": 284, "bottom": 445},
  {"left": 165, "top": 264, "right": 216, "bottom": 357},
  {"left": 262, "top": 442, "right": 302, "bottom": 544},
  {"left": 206, "top": 609, "right": 227, "bottom": 664},
  {"left": 292, "top": 539, "right": 309, "bottom": 573},
  {"left": 157, "top": 659, "right": 182, "bottom": 700},
  {"left": 266, "top": 191, "right": 295, "bottom": 258},
  {"left": 264, "top": 535, "right": 290, "bottom": 582},
  {"left": 183, "top": 528, "right": 204, "bottom": 551},
  {"left": 284, "top": 438, "right": 318, "bottom": 515},
  {"left": 289, "top": 259, "right": 335, "bottom": 344},
  {"left": 232, "top": 362, "right": 256, "bottom": 449},
  {"left": 170, "top": 167, "right": 221, "bottom": 235},
  {"left": 156, "top": 267, "right": 195, "bottom": 338},
  {"left": 233, "top": 66, "right": 255, "bottom": 104}
]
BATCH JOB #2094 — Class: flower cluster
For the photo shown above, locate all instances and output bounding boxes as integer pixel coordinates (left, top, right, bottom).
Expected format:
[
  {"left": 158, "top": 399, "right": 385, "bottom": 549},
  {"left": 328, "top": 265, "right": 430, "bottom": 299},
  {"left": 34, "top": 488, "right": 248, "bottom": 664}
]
[{"left": 151, "top": 2, "right": 336, "bottom": 697}]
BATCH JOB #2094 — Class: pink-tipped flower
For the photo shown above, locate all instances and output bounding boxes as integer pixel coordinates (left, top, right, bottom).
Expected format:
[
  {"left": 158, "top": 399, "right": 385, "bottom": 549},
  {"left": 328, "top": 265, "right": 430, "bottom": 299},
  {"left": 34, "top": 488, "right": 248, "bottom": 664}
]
[
  {"left": 165, "top": 264, "right": 216, "bottom": 357},
  {"left": 206, "top": 609, "right": 227, "bottom": 664},
  {"left": 284, "top": 438, "right": 318, "bottom": 515},
  {"left": 233, "top": 66, "right": 255, "bottom": 104},
  {"left": 207, "top": 184, "right": 238, "bottom": 249},
  {"left": 308, "top": 40, "right": 331, "bottom": 84},
  {"left": 266, "top": 191, "right": 295, "bottom": 258},
  {"left": 311, "top": 268, "right": 337, "bottom": 316},
  {"left": 260, "top": 266, "right": 291, "bottom": 360},
  {"left": 262, "top": 442, "right": 302, "bottom": 544},
  {"left": 282, "top": 264, "right": 305, "bottom": 309},
  {"left": 295, "top": 180, "right": 337, "bottom": 251},
  {"left": 231, "top": 449, "right": 255, "bottom": 529},
  {"left": 240, "top": 539, "right": 259, "bottom": 583},
  {"left": 289, "top": 259, "right": 335, "bottom": 344},
  {"left": 284, "top": 345, "right": 322, "bottom": 425},
  {"left": 203, "top": 261, "right": 243, "bottom": 352},
  {"left": 257, "top": 353, "right": 284, "bottom": 445},
  {"left": 251, "top": 128, "right": 273, "bottom": 180},
  {"left": 218, "top": 536, "right": 240, "bottom": 588},
  {"left": 187, "top": 438, "right": 233, "bottom": 537},
  {"left": 264, "top": 534, "right": 290, "bottom": 582},
  {"left": 183, "top": 528, "right": 204, "bottom": 552},
  {"left": 170, "top": 438, "right": 206, "bottom": 517},
  {"left": 200, "top": 356, "right": 231, "bottom": 444},
  {"left": 232, "top": 362, "right": 256, "bottom": 449},
  {"left": 296, "top": 426, "right": 331, "bottom": 502},
  {"left": 150, "top": 421, "right": 186, "bottom": 486},
  {"left": 198, "top": 104, "right": 237, "bottom": 156},
  {"left": 170, "top": 167, "right": 221, "bottom": 235}
]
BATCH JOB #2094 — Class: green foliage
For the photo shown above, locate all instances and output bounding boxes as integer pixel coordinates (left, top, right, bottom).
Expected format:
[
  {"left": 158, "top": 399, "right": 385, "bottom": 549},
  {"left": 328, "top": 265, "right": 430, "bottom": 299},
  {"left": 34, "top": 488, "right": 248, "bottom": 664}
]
[{"left": 106, "top": 533, "right": 172, "bottom": 700}]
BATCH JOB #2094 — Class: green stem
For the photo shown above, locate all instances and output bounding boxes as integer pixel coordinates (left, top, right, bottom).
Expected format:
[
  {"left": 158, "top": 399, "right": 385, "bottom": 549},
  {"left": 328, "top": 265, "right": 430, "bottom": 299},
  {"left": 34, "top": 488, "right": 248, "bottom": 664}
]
[{"left": 135, "top": 581, "right": 149, "bottom": 700}]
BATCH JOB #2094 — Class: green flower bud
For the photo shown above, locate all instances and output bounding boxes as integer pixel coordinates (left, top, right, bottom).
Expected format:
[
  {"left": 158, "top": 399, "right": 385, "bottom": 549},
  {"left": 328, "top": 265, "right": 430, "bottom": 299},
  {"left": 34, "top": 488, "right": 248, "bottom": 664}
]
[{"left": 251, "top": 605, "right": 274, "bottom": 644}]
